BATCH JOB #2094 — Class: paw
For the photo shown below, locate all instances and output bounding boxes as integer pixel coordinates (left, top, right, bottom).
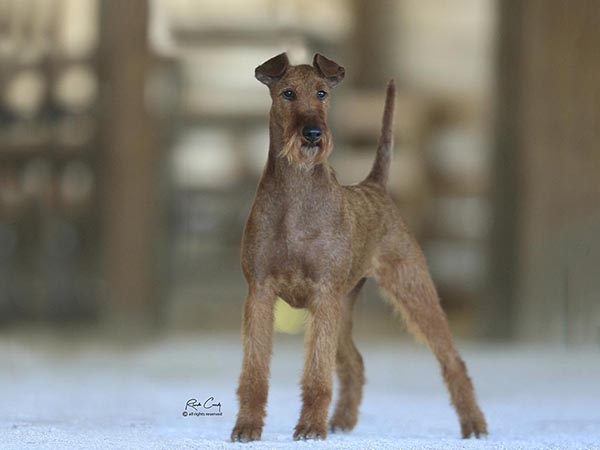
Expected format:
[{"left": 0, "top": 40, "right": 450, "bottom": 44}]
[
  {"left": 328, "top": 413, "right": 358, "bottom": 433},
  {"left": 293, "top": 422, "right": 327, "bottom": 441},
  {"left": 231, "top": 423, "right": 262, "bottom": 442},
  {"left": 460, "top": 411, "right": 488, "bottom": 439}
]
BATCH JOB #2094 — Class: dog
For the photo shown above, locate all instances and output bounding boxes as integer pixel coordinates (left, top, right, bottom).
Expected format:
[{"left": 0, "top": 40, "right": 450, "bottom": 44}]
[{"left": 230, "top": 52, "right": 487, "bottom": 442}]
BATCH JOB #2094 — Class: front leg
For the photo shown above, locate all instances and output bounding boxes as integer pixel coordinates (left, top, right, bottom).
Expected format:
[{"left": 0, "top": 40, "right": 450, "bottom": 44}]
[
  {"left": 294, "top": 292, "right": 341, "bottom": 440},
  {"left": 231, "top": 285, "right": 275, "bottom": 442}
]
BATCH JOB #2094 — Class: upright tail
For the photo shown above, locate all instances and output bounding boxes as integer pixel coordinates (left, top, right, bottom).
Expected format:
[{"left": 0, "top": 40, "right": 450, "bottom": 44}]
[{"left": 365, "top": 79, "right": 396, "bottom": 186}]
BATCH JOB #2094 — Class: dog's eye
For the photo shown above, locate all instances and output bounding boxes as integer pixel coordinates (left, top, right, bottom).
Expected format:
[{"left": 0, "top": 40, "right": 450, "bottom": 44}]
[
  {"left": 316, "top": 90, "right": 328, "bottom": 100},
  {"left": 282, "top": 90, "right": 296, "bottom": 100}
]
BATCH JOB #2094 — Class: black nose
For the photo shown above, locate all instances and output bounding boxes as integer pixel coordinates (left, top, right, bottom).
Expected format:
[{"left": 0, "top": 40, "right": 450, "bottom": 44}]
[{"left": 302, "top": 126, "right": 322, "bottom": 143}]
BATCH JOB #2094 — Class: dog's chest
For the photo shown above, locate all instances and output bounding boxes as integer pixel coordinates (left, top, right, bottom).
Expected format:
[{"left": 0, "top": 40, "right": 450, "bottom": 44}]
[
  {"left": 244, "top": 198, "right": 349, "bottom": 282},
  {"left": 272, "top": 211, "right": 334, "bottom": 271}
]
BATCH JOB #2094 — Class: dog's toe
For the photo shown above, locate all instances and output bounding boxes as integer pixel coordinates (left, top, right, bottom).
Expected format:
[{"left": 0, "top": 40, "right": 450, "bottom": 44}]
[
  {"left": 329, "top": 424, "right": 348, "bottom": 434},
  {"left": 231, "top": 424, "right": 262, "bottom": 443},
  {"left": 460, "top": 414, "right": 488, "bottom": 439},
  {"left": 328, "top": 414, "right": 357, "bottom": 433},
  {"left": 293, "top": 423, "right": 327, "bottom": 441}
]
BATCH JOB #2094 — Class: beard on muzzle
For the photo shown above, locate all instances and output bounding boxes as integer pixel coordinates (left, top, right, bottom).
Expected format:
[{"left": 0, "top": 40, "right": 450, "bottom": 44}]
[{"left": 279, "top": 130, "right": 332, "bottom": 169}]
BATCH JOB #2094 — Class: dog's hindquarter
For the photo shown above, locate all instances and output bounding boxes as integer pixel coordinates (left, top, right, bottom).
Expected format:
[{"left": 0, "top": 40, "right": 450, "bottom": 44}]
[{"left": 341, "top": 180, "right": 410, "bottom": 276}]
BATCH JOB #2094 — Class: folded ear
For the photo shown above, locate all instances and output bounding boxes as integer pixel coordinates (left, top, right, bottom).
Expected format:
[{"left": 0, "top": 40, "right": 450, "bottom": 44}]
[
  {"left": 312, "top": 53, "right": 345, "bottom": 87},
  {"left": 255, "top": 53, "right": 289, "bottom": 87}
]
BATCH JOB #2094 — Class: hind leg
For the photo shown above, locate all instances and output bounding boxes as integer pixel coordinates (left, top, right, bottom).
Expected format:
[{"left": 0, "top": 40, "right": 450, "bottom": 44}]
[
  {"left": 375, "top": 243, "right": 487, "bottom": 438},
  {"left": 329, "top": 279, "right": 366, "bottom": 433}
]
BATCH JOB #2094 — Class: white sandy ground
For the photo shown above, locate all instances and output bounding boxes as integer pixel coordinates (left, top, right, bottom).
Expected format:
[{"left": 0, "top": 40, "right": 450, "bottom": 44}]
[{"left": 1, "top": 333, "right": 599, "bottom": 450}]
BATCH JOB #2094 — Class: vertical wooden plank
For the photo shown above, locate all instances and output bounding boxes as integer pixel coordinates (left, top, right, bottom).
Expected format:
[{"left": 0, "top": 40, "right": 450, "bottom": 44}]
[
  {"left": 98, "top": 0, "right": 161, "bottom": 327},
  {"left": 485, "top": 0, "right": 524, "bottom": 339},
  {"left": 517, "top": 0, "right": 600, "bottom": 345},
  {"left": 351, "top": 0, "right": 401, "bottom": 87},
  {"left": 492, "top": 0, "right": 600, "bottom": 344}
]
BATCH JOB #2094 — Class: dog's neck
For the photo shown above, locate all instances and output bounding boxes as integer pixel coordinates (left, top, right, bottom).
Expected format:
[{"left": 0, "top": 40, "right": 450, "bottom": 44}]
[{"left": 264, "top": 121, "right": 337, "bottom": 191}]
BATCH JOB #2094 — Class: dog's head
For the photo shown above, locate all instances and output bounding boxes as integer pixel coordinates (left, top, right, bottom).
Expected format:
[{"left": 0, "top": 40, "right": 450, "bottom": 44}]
[{"left": 255, "top": 52, "right": 345, "bottom": 169}]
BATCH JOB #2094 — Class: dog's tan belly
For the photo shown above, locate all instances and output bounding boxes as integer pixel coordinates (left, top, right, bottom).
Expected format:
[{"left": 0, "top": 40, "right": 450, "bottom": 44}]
[
  {"left": 279, "top": 293, "right": 308, "bottom": 309},
  {"left": 270, "top": 272, "right": 318, "bottom": 309}
]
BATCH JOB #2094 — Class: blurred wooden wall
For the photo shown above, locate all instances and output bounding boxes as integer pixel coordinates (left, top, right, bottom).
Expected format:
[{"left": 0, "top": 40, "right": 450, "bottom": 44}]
[{"left": 490, "top": 0, "right": 600, "bottom": 345}]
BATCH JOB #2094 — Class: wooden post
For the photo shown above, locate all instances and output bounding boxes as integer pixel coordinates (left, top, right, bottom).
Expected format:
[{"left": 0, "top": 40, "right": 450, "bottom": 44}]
[
  {"left": 485, "top": 1, "right": 524, "bottom": 339},
  {"left": 98, "top": 0, "right": 162, "bottom": 328},
  {"left": 489, "top": 0, "right": 600, "bottom": 345},
  {"left": 351, "top": 0, "right": 401, "bottom": 87}
]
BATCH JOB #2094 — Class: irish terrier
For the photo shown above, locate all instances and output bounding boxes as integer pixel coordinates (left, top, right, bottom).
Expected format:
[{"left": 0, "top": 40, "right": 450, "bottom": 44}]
[{"left": 231, "top": 52, "right": 487, "bottom": 442}]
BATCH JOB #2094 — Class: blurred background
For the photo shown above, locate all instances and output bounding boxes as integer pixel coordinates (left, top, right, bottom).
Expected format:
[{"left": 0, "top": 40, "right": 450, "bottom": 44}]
[
  {"left": 2, "top": 2, "right": 600, "bottom": 449},
  {"left": 0, "top": 0, "right": 599, "bottom": 348}
]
